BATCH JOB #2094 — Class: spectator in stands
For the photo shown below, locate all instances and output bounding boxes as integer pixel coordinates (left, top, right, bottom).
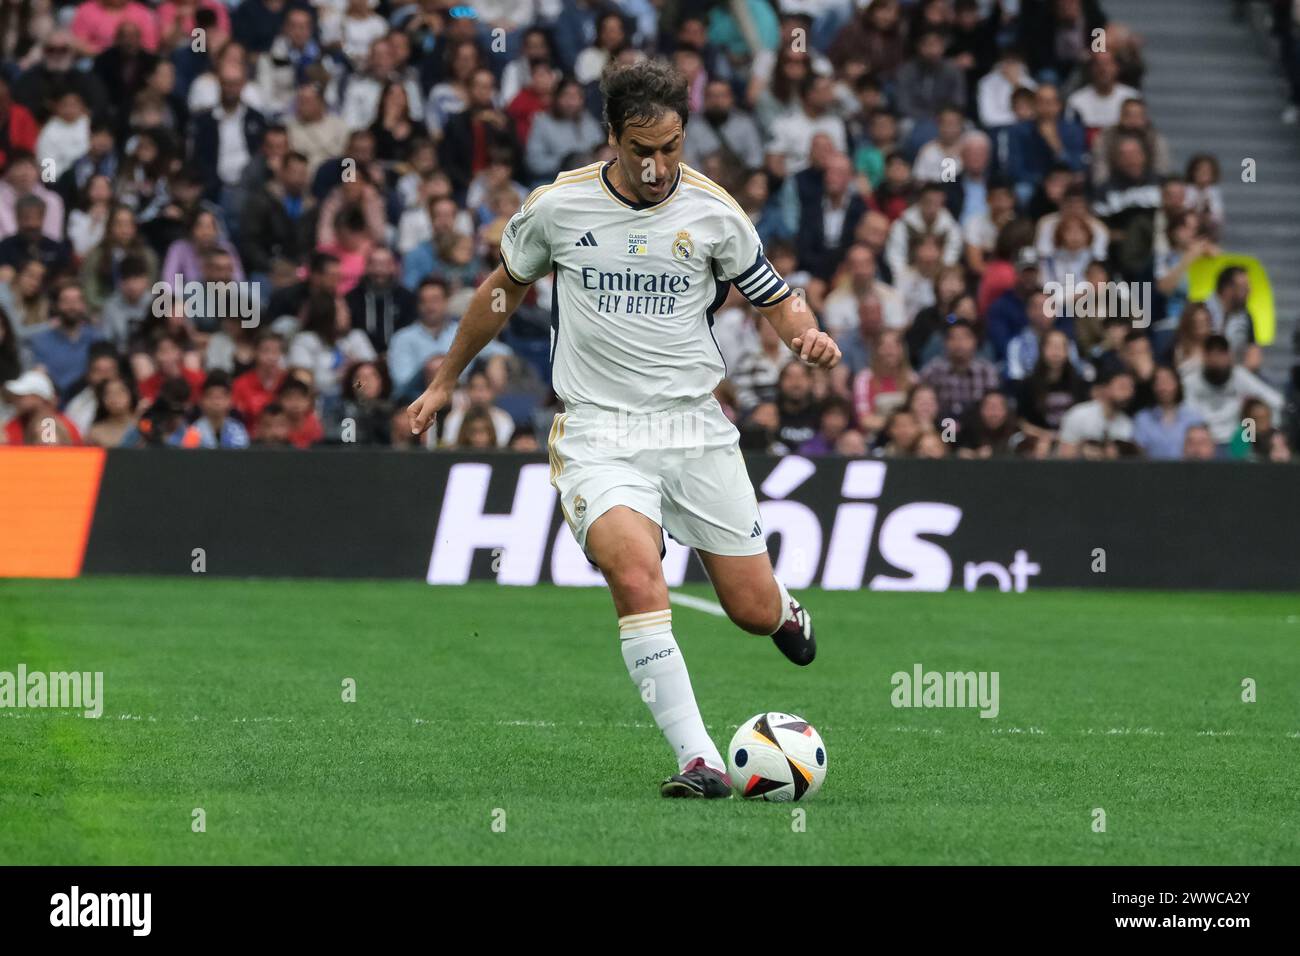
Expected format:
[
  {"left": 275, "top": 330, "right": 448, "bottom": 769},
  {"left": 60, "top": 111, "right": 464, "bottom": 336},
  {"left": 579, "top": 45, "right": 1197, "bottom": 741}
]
[
  {"left": 920, "top": 319, "right": 999, "bottom": 425},
  {"left": 1184, "top": 154, "right": 1224, "bottom": 241},
  {"left": 139, "top": 333, "right": 204, "bottom": 405},
  {"left": 1006, "top": 85, "right": 1085, "bottom": 200},
  {"left": 239, "top": 150, "right": 316, "bottom": 280},
  {"left": 1017, "top": 328, "right": 1090, "bottom": 452},
  {"left": 766, "top": 75, "right": 848, "bottom": 179},
  {"left": 1181, "top": 335, "right": 1283, "bottom": 449},
  {"left": 277, "top": 376, "right": 323, "bottom": 448},
  {"left": 71, "top": 0, "right": 160, "bottom": 57},
  {"left": 852, "top": 328, "right": 915, "bottom": 436},
  {"left": 977, "top": 47, "right": 1036, "bottom": 129},
  {"left": 191, "top": 58, "right": 269, "bottom": 204},
  {"left": 28, "top": 284, "right": 104, "bottom": 402},
  {"left": 253, "top": 401, "right": 292, "bottom": 446},
  {"left": 288, "top": 290, "right": 377, "bottom": 398},
  {"left": 797, "top": 152, "right": 867, "bottom": 282},
  {"left": 0, "top": 77, "right": 39, "bottom": 171},
  {"left": 895, "top": 28, "right": 966, "bottom": 124},
  {"left": 86, "top": 376, "right": 138, "bottom": 447},
  {"left": 1133, "top": 364, "right": 1204, "bottom": 460},
  {"left": 439, "top": 367, "right": 514, "bottom": 449},
  {"left": 884, "top": 182, "right": 963, "bottom": 283},
  {"left": 1093, "top": 135, "right": 1161, "bottom": 279},
  {"left": 875, "top": 407, "right": 923, "bottom": 458},
  {"left": 1058, "top": 368, "right": 1137, "bottom": 459},
  {"left": 253, "top": 9, "right": 321, "bottom": 117},
  {"left": 231, "top": 332, "right": 287, "bottom": 430},
  {"left": 345, "top": 246, "right": 416, "bottom": 353},
  {"left": 1007, "top": 291, "right": 1070, "bottom": 382},
  {"left": 913, "top": 105, "right": 966, "bottom": 184},
  {"left": 963, "top": 177, "right": 1016, "bottom": 275},
  {"left": 798, "top": 396, "right": 855, "bottom": 457},
  {"left": 64, "top": 344, "right": 121, "bottom": 436},
  {"left": 287, "top": 84, "right": 348, "bottom": 178},
  {"left": 1181, "top": 423, "right": 1216, "bottom": 461},
  {"left": 774, "top": 360, "right": 821, "bottom": 450},
  {"left": 0, "top": 152, "right": 65, "bottom": 242},
  {"left": 333, "top": 359, "right": 392, "bottom": 445},
  {"left": 1066, "top": 51, "right": 1139, "bottom": 134},
  {"left": 1204, "top": 265, "right": 1260, "bottom": 372},
  {"left": 684, "top": 79, "right": 763, "bottom": 173},
  {"left": 182, "top": 371, "right": 250, "bottom": 448},
  {"left": 2, "top": 369, "right": 80, "bottom": 444},
  {"left": 986, "top": 247, "right": 1043, "bottom": 361},
  {"left": 1091, "top": 97, "right": 1172, "bottom": 186},
  {"left": 0, "top": 196, "right": 71, "bottom": 278},
  {"left": 821, "top": 244, "right": 905, "bottom": 339},
  {"left": 439, "top": 67, "right": 517, "bottom": 196},
  {"left": 36, "top": 90, "right": 90, "bottom": 176},
  {"left": 957, "top": 390, "right": 1024, "bottom": 458},
  {"left": 1154, "top": 212, "right": 1218, "bottom": 345}
]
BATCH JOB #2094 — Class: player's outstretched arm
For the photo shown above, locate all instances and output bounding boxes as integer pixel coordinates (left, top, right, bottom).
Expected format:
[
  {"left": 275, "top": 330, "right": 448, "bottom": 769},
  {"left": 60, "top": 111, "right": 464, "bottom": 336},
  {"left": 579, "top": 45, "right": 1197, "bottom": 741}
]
[
  {"left": 760, "top": 296, "right": 841, "bottom": 369},
  {"left": 407, "top": 265, "right": 531, "bottom": 435}
]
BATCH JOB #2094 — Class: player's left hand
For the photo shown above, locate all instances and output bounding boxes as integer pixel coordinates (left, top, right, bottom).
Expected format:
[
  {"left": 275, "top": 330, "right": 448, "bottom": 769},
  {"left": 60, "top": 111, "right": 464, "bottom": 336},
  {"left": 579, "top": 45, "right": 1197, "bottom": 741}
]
[{"left": 791, "top": 329, "right": 841, "bottom": 369}]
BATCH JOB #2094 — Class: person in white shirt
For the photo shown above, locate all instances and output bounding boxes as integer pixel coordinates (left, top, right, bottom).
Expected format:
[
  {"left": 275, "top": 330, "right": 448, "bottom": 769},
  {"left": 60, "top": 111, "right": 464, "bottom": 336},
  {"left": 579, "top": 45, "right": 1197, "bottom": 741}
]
[
  {"left": 820, "top": 243, "right": 906, "bottom": 336},
  {"left": 765, "top": 74, "right": 848, "bottom": 178},
  {"left": 1066, "top": 50, "right": 1139, "bottom": 131},
  {"left": 912, "top": 105, "right": 966, "bottom": 183},
  {"left": 320, "top": 0, "right": 388, "bottom": 68},
  {"left": 36, "top": 91, "right": 91, "bottom": 174},
  {"left": 1181, "top": 334, "right": 1283, "bottom": 445},
  {"left": 407, "top": 62, "right": 839, "bottom": 799},
  {"left": 1057, "top": 368, "right": 1136, "bottom": 457},
  {"left": 977, "top": 49, "right": 1037, "bottom": 128},
  {"left": 884, "top": 183, "right": 964, "bottom": 281},
  {"left": 287, "top": 84, "right": 348, "bottom": 178}
]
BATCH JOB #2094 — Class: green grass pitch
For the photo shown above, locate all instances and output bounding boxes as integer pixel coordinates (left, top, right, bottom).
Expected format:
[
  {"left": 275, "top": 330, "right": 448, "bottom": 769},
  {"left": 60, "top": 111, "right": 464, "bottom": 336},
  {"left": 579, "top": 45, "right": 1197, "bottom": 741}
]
[{"left": 1, "top": 578, "right": 1297, "bottom": 865}]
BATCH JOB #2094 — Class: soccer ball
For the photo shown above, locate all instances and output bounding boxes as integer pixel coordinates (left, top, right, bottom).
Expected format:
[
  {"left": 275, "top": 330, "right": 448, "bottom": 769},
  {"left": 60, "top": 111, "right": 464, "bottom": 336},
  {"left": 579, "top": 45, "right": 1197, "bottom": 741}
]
[{"left": 727, "top": 712, "right": 827, "bottom": 802}]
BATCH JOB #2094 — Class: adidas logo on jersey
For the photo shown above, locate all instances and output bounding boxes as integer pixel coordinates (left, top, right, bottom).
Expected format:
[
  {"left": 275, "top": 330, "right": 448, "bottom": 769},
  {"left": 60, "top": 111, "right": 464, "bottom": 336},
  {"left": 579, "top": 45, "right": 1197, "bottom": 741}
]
[
  {"left": 750, "top": 522, "right": 762, "bottom": 538},
  {"left": 575, "top": 231, "right": 598, "bottom": 247}
]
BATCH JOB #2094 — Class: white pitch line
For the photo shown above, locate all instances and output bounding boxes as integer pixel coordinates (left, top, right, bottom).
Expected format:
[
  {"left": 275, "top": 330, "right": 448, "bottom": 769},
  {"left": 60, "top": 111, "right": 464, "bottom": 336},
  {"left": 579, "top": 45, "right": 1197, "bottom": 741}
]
[{"left": 668, "top": 591, "right": 727, "bottom": 617}]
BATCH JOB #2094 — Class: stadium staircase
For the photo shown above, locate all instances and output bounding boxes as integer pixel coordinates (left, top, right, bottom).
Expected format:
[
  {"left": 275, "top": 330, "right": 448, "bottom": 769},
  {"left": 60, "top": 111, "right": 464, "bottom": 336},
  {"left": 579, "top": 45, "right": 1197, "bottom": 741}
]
[{"left": 1108, "top": 0, "right": 1300, "bottom": 382}]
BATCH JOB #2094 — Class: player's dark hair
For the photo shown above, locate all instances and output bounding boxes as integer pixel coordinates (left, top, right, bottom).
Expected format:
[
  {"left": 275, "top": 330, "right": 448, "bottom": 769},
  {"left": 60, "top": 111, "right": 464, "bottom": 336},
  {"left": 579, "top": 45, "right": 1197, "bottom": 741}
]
[{"left": 601, "top": 60, "right": 689, "bottom": 139}]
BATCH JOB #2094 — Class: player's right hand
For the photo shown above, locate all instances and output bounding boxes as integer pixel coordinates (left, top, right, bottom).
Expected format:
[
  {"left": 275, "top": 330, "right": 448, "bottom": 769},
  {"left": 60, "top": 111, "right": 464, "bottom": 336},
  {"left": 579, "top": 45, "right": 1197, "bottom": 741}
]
[{"left": 407, "top": 382, "right": 452, "bottom": 436}]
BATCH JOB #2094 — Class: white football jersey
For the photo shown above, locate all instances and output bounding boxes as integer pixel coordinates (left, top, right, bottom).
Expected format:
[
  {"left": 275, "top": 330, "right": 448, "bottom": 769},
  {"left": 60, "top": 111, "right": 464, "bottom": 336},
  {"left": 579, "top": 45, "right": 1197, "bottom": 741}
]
[{"left": 500, "top": 161, "right": 792, "bottom": 412}]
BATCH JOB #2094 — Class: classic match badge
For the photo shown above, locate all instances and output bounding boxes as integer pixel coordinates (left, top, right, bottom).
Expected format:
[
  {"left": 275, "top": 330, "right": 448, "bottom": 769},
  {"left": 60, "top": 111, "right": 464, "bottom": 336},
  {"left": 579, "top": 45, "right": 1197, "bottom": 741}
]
[
  {"left": 672, "top": 229, "right": 694, "bottom": 261},
  {"left": 573, "top": 495, "right": 588, "bottom": 520},
  {"left": 627, "top": 232, "right": 648, "bottom": 256}
]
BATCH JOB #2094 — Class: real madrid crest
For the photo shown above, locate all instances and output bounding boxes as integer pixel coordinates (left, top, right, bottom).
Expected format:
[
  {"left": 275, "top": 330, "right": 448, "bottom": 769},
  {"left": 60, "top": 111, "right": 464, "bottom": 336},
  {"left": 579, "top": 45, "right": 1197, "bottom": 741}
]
[
  {"left": 573, "top": 495, "right": 587, "bottom": 520},
  {"left": 672, "top": 229, "right": 694, "bottom": 261}
]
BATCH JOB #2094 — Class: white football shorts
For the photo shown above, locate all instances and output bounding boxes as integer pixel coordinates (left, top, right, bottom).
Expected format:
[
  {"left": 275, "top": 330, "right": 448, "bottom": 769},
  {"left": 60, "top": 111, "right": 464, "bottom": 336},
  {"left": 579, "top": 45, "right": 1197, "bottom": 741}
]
[{"left": 547, "top": 395, "right": 767, "bottom": 559}]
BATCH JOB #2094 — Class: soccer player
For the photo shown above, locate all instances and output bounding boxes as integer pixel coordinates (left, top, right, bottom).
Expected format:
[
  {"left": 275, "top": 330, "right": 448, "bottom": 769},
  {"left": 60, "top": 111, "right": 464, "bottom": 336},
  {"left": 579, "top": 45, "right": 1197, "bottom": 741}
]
[{"left": 408, "top": 61, "right": 840, "bottom": 798}]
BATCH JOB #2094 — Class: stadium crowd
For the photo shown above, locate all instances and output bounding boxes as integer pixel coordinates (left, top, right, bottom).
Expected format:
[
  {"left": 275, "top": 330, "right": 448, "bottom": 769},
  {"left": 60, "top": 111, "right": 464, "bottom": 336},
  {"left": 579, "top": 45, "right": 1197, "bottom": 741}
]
[{"left": 0, "top": 0, "right": 1293, "bottom": 462}]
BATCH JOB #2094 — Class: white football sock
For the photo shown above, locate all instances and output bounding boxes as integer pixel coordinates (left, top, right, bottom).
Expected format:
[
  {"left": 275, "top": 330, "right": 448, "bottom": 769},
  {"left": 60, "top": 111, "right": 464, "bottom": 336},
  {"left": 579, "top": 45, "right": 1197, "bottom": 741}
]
[
  {"left": 619, "top": 609, "right": 724, "bottom": 773},
  {"left": 774, "top": 578, "right": 798, "bottom": 631}
]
